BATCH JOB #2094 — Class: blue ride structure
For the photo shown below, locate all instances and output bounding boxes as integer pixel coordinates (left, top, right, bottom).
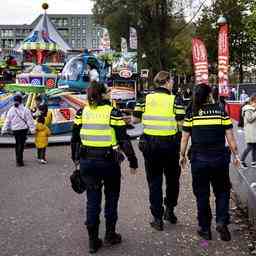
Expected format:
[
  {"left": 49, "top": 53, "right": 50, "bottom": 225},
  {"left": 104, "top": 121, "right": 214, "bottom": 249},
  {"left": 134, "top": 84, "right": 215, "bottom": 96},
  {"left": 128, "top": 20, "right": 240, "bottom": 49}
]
[{"left": 58, "top": 50, "right": 109, "bottom": 91}]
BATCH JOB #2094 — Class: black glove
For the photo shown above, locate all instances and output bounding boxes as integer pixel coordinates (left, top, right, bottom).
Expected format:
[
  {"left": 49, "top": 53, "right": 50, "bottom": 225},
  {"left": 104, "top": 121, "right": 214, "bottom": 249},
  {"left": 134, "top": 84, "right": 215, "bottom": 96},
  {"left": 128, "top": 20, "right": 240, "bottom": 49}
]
[
  {"left": 128, "top": 155, "right": 138, "bottom": 169},
  {"left": 113, "top": 149, "right": 125, "bottom": 165}
]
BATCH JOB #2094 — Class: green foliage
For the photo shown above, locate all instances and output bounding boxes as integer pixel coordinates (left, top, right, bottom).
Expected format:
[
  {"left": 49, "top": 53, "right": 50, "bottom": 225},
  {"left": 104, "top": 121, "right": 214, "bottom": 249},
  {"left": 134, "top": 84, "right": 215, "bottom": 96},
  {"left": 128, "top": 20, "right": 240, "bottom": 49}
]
[
  {"left": 92, "top": 0, "right": 194, "bottom": 77},
  {"left": 195, "top": 0, "right": 256, "bottom": 82},
  {"left": 97, "top": 52, "right": 122, "bottom": 64}
]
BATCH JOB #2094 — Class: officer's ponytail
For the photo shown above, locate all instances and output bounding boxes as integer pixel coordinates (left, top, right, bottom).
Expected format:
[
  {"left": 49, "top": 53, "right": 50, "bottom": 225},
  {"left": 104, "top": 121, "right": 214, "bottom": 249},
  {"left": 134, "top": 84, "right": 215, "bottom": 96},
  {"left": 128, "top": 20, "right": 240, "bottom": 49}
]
[
  {"left": 192, "top": 84, "right": 211, "bottom": 114},
  {"left": 87, "top": 81, "right": 106, "bottom": 107}
]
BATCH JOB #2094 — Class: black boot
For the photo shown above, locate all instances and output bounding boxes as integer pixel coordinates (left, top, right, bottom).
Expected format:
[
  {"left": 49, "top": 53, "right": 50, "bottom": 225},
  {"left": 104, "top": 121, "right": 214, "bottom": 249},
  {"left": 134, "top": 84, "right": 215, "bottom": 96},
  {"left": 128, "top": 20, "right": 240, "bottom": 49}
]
[
  {"left": 164, "top": 207, "right": 178, "bottom": 224},
  {"left": 216, "top": 224, "right": 231, "bottom": 241},
  {"left": 87, "top": 224, "right": 103, "bottom": 254},
  {"left": 104, "top": 223, "right": 122, "bottom": 246},
  {"left": 150, "top": 218, "right": 164, "bottom": 231},
  {"left": 197, "top": 227, "right": 212, "bottom": 240}
]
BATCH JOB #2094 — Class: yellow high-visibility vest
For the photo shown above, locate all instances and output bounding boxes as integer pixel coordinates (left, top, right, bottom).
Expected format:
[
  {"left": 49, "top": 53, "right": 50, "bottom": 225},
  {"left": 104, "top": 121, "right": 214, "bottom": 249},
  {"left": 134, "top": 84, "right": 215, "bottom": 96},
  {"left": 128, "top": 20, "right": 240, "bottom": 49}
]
[
  {"left": 80, "top": 105, "right": 117, "bottom": 147},
  {"left": 142, "top": 93, "right": 177, "bottom": 136}
]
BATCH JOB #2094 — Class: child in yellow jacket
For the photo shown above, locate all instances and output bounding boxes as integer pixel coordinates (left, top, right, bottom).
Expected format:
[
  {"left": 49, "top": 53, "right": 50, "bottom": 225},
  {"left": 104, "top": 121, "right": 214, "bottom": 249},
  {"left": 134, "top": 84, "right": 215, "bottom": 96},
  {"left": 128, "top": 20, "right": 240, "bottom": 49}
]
[{"left": 35, "top": 116, "right": 51, "bottom": 164}]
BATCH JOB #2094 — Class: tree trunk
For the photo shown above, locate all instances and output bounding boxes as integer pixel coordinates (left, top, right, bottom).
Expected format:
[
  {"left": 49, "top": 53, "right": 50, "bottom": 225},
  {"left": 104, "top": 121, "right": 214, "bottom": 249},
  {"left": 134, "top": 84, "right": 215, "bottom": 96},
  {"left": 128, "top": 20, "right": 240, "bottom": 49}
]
[{"left": 239, "top": 62, "right": 243, "bottom": 84}]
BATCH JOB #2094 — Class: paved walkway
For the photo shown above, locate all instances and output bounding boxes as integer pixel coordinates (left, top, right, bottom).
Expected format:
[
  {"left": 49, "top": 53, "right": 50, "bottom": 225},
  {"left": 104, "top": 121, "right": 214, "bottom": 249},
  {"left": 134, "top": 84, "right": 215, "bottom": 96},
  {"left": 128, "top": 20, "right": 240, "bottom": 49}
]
[{"left": 0, "top": 144, "right": 251, "bottom": 256}]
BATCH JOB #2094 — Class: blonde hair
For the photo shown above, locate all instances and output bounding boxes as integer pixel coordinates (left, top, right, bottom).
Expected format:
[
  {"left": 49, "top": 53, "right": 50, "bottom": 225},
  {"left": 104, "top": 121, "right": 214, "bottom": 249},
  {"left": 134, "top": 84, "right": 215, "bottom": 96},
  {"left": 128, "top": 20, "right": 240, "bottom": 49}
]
[{"left": 153, "top": 71, "right": 170, "bottom": 86}]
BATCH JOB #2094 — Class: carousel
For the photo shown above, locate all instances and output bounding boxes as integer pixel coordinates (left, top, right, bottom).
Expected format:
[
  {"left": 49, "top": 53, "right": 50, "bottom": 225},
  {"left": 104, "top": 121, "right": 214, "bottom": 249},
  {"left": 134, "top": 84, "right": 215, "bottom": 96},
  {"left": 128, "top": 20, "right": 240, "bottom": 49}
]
[{"left": 0, "top": 3, "right": 87, "bottom": 138}]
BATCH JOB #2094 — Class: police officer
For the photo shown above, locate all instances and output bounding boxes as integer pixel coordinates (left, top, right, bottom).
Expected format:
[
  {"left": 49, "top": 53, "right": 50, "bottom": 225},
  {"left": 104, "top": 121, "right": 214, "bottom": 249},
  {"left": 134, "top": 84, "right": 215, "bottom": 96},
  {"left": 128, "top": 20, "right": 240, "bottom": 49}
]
[
  {"left": 134, "top": 71, "right": 185, "bottom": 231},
  {"left": 179, "top": 83, "right": 240, "bottom": 241},
  {"left": 71, "top": 82, "right": 138, "bottom": 254}
]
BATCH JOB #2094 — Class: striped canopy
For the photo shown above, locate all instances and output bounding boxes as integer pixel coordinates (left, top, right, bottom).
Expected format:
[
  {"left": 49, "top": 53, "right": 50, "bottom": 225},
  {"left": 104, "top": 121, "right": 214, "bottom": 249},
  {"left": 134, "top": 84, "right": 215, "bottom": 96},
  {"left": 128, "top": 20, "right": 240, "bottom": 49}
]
[{"left": 19, "top": 13, "right": 71, "bottom": 52}]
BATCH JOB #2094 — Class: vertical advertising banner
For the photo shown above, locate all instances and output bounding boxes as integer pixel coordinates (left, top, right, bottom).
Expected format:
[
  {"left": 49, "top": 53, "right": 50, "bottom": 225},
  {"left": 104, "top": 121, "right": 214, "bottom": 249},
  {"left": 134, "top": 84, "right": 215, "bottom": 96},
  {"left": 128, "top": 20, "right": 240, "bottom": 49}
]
[
  {"left": 129, "top": 27, "right": 137, "bottom": 50},
  {"left": 192, "top": 38, "right": 209, "bottom": 85},
  {"left": 99, "top": 28, "right": 111, "bottom": 51},
  {"left": 121, "top": 37, "right": 128, "bottom": 53},
  {"left": 218, "top": 24, "right": 229, "bottom": 96}
]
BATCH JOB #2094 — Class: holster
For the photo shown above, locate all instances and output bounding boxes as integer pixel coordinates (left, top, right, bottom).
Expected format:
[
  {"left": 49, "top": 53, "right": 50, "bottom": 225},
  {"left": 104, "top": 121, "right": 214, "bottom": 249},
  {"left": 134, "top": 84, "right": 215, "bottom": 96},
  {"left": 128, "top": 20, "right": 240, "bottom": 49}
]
[{"left": 80, "top": 146, "right": 123, "bottom": 165}]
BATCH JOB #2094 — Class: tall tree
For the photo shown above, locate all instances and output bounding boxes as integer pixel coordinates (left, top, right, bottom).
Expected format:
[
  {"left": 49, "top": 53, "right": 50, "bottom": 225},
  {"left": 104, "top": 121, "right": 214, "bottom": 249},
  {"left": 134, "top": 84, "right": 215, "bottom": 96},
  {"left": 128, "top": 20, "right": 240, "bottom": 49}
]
[
  {"left": 196, "top": 0, "right": 256, "bottom": 83},
  {"left": 92, "top": 0, "right": 194, "bottom": 76}
]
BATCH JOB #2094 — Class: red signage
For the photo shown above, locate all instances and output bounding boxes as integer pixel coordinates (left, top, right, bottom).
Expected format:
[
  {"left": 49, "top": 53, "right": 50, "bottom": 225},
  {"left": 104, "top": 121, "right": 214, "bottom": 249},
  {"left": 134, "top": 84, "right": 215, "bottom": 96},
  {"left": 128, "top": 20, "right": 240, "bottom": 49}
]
[
  {"left": 60, "top": 109, "right": 71, "bottom": 120},
  {"left": 119, "top": 69, "right": 132, "bottom": 79},
  {"left": 218, "top": 24, "right": 230, "bottom": 97},
  {"left": 192, "top": 38, "right": 209, "bottom": 85}
]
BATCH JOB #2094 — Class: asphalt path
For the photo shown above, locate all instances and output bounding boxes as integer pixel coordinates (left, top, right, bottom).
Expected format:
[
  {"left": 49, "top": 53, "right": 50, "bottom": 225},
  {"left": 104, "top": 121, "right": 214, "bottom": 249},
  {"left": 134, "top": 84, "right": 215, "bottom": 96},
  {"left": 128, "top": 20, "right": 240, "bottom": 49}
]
[{"left": 0, "top": 143, "right": 251, "bottom": 256}]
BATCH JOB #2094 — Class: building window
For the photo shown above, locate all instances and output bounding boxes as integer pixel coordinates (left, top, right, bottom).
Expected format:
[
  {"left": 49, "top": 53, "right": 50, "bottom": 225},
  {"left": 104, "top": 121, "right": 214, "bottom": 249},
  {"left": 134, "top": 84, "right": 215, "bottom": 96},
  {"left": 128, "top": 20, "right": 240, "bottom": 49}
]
[
  {"left": 58, "top": 19, "right": 63, "bottom": 27},
  {"left": 82, "top": 29, "right": 86, "bottom": 34},
  {"left": 1, "top": 30, "right": 14, "bottom": 37},
  {"left": 71, "top": 40, "right": 75, "bottom": 47},
  {"left": 63, "top": 19, "right": 68, "bottom": 26},
  {"left": 92, "top": 39, "right": 97, "bottom": 48},
  {"left": 92, "top": 29, "right": 97, "bottom": 37},
  {"left": 82, "top": 39, "right": 86, "bottom": 47},
  {"left": 77, "top": 39, "right": 81, "bottom": 47},
  {"left": 82, "top": 18, "right": 86, "bottom": 25},
  {"left": 71, "top": 18, "right": 75, "bottom": 26},
  {"left": 58, "top": 29, "right": 69, "bottom": 38},
  {"left": 9, "top": 39, "right": 14, "bottom": 48}
]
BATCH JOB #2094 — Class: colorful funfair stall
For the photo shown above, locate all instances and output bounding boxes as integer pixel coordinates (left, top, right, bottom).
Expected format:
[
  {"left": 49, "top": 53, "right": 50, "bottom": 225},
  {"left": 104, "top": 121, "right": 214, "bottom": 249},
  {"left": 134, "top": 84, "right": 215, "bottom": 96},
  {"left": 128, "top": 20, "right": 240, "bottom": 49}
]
[{"left": 0, "top": 4, "right": 87, "bottom": 135}]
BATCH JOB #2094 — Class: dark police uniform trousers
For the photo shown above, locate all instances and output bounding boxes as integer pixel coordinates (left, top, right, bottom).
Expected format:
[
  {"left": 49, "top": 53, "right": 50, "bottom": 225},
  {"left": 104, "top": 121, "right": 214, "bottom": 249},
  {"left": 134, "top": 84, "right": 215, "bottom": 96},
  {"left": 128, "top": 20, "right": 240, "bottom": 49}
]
[
  {"left": 80, "top": 151, "right": 121, "bottom": 226},
  {"left": 141, "top": 134, "right": 181, "bottom": 219},
  {"left": 73, "top": 105, "right": 137, "bottom": 228},
  {"left": 191, "top": 149, "right": 231, "bottom": 231}
]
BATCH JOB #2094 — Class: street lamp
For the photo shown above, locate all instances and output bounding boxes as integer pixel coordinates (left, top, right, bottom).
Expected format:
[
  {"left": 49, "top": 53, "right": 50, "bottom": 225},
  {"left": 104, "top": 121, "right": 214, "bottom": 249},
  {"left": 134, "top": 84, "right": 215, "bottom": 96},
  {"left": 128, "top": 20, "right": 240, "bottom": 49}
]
[{"left": 217, "top": 15, "right": 227, "bottom": 26}]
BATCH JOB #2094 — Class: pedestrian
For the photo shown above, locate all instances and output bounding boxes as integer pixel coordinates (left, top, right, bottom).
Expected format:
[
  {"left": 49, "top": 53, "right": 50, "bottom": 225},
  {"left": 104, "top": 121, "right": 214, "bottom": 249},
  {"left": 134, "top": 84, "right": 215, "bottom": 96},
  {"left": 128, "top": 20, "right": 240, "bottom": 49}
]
[
  {"left": 1, "top": 93, "right": 35, "bottom": 166},
  {"left": 71, "top": 81, "right": 138, "bottom": 254},
  {"left": 179, "top": 83, "right": 240, "bottom": 241},
  {"left": 237, "top": 99, "right": 250, "bottom": 129},
  {"left": 240, "top": 93, "right": 256, "bottom": 169},
  {"left": 229, "top": 87, "right": 237, "bottom": 101},
  {"left": 35, "top": 116, "right": 51, "bottom": 164},
  {"left": 183, "top": 87, "right": 192, "bottom": 106},
  {"left": 240, "top": 89, "right": 249, "bottom": 103},
  {"left": 134, "top": 70, "right": 185, "bottom": 231}
]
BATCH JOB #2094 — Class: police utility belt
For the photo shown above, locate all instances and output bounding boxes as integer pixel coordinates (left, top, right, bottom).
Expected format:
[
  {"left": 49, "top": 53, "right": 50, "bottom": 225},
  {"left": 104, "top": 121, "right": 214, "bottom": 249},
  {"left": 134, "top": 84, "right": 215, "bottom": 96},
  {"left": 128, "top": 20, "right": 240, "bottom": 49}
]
[
  {"left": 80, "top": 146, "right": 113, "bottom": 159},
  {"left": 80, "top": 146, "right": 125, "bottom": 164},
  {"left": 143, "top": 133, "right": 177, "bottom": 142}
]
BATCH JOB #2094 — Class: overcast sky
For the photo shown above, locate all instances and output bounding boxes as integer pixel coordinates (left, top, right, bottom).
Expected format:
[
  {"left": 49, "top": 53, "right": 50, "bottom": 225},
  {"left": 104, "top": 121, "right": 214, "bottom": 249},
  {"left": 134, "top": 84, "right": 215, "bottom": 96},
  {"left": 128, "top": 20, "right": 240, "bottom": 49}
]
[{"left": 0, "top": 0, "right": 93, "bottom": 24}]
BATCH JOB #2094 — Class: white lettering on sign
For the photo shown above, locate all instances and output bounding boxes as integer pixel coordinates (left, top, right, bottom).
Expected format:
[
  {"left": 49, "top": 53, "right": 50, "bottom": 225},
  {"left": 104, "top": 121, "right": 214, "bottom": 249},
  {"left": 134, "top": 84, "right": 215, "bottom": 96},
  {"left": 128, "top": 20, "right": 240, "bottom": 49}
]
[{"left": 119, "top": 69, "right": 132, "bottom": 79}]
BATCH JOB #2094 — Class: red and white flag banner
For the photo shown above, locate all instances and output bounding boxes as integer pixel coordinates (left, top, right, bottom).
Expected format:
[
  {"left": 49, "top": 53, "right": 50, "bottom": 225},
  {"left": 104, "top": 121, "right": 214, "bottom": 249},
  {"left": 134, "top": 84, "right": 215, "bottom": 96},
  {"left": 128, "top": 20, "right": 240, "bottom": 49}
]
[
  {"left": 192, "top": 37, "right": 209, "bottom": 85},
  {"left": 218, "top": 24, "right": 229, "bottom": 97},
  {"left": 99, "top": 28, "right": 111, "bottom": 51},
  {"left": 129, "top": 27, "right": 137, "bottom": 50}
]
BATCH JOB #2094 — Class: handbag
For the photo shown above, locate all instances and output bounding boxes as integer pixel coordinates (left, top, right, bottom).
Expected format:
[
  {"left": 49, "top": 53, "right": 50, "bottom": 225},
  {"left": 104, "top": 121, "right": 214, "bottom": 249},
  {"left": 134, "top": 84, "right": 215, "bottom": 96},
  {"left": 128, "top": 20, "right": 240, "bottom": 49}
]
[{"left": 70, "top": 165, "right": 86, "bottom": 194}]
